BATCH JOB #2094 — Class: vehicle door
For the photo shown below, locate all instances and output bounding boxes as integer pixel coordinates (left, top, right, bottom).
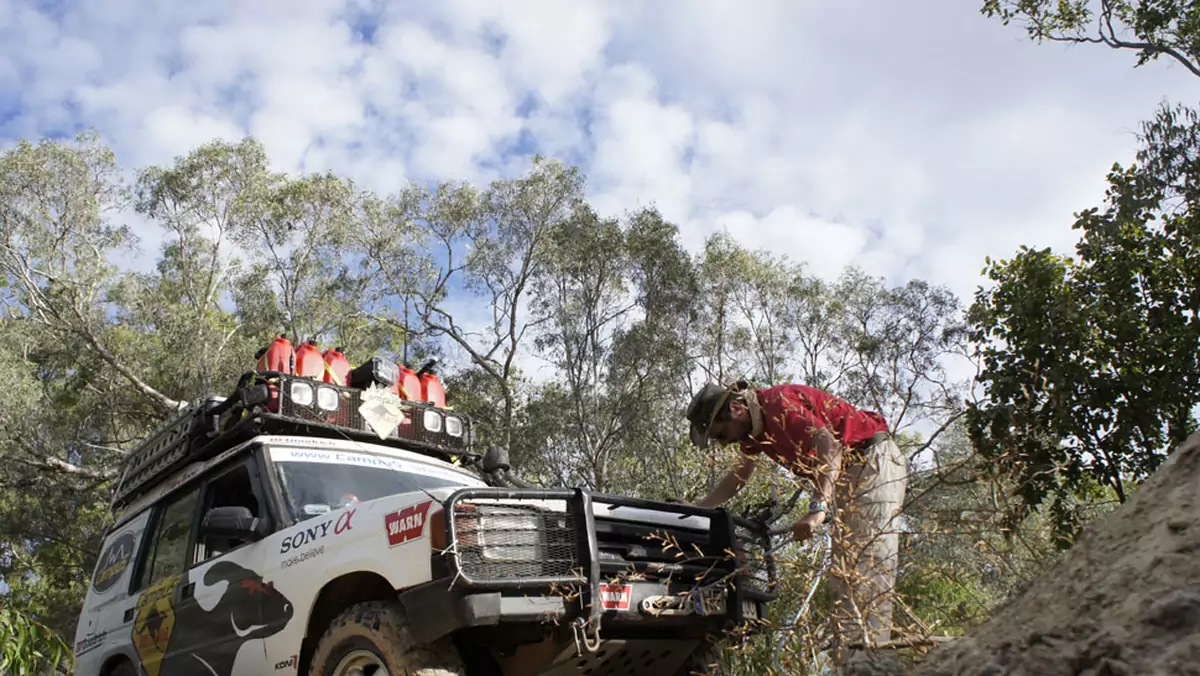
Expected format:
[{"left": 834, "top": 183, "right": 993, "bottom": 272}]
[
  {"left": 169, "top": 454, "right": 290, "bottom": 676},
  {"left": 126, "top": 482, "right": 202, "bottom": 676}
]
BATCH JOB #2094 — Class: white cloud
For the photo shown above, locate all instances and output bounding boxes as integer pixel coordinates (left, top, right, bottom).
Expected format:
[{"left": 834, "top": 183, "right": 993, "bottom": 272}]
[
  {"left": 142, "top": 105, "right": 244, "bottom": 161},
  {"left": 1, "top": 0, "right": 1196, "bottom": 363},
  {"left": 588, "top": 64, "right": 696, "bottom": 224},
  {"left": 433, "top": 0, "right": 613, "bottom": 106}
]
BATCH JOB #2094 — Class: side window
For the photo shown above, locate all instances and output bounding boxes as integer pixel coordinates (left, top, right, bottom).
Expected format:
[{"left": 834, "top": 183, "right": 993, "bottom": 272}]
[
  {"left": 136, "top": 485, "right": 201, "bottom": 591},
  {"left": 195, "top": 459, "right": 266, "bottom": 563}
]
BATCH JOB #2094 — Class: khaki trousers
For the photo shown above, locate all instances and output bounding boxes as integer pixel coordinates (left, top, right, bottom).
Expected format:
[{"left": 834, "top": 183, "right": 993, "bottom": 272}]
[{"left": 827, "top": 434, "right": 908, "bottom": 664}]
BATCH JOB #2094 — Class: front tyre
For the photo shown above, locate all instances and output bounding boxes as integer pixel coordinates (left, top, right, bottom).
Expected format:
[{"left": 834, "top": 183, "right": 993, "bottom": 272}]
[{"left": 307, "top": 600, "right": 466, "bottom": 676}]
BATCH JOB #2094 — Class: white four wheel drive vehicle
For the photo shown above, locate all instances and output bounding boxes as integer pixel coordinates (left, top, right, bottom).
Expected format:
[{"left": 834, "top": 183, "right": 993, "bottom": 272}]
[{"left": 73, "top": 366, "right": 781, "bottom": 676}]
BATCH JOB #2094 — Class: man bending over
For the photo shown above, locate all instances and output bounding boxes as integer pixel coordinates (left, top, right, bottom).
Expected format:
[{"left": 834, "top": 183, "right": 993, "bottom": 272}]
[{"left": 683, "top": 380, "right": 908, "bottom": 662}]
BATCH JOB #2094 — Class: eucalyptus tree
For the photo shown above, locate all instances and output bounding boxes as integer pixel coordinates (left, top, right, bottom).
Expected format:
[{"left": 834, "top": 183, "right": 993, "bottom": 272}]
[{"left": 359, "top": 157, "right": 587, "bottom": 452}]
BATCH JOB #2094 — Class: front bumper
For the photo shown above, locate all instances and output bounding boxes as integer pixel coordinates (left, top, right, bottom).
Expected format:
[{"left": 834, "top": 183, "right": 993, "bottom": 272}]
[{"left": 400, "top": 487, "right": 778, "bottom": 644}]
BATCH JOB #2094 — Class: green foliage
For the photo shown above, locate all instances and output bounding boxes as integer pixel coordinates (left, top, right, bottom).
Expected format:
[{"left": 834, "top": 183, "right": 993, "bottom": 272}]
[
  {"left": 592, "top": 209, "right": 699, "bottom": 494},
  {"left": 0, "top": 486, "right": 112, "bottom": 640},
  {"left": 895, "top": 423, "right": 1074, "bottom": 637},
  {"left": 977, "top": 2, "right": 1200, "bottom": 546},
  {"left": 966, "top": 102, "right": 1200, "bottom": 543},
  {"left": 0, "top": 607, "right": 71, "bottom": 675},
  {"left": 981, "top": 0, "right": 1200, "bottom": 77},
  {"left": 126, "top": 138, "right": 375, "bottom": 397}
]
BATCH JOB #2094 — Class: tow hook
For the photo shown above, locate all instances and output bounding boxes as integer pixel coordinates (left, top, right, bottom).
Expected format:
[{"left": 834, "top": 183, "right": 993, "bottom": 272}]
[{"left": 571, "top": 617, "right": 602, "bottom": 655}]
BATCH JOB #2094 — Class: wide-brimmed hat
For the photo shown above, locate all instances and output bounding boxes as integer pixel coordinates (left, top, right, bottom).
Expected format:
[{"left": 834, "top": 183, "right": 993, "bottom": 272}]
[{"left": 686, "top": 383, "right": 736, "bottom": 449}]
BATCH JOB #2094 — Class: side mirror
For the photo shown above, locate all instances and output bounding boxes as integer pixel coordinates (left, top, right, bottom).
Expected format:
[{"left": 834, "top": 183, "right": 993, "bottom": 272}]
[
  {"left": 201, "top": 506, "right": 267, "bottom": 541},
  {"left": 482, "top": 446, "right": 511, "bottom": 474}
]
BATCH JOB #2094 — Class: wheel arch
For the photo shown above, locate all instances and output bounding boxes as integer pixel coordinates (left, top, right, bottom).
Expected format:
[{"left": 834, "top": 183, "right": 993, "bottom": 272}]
[
  {"left": 299, "top": 571, "right": 396, "bottom": 674},
  {"left": 97, "top": 652, "right": 136, "bottom": 676}
]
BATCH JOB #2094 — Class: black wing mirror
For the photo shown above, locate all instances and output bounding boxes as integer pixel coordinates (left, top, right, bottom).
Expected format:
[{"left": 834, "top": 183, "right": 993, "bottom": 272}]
[
  {"left": 482, "top": 445, "right": 511, "bottom": 474},
  {"left": 201, "top": 506, "right": 267, "bottom": 540},
  {"left": 481, "top": 446, "right": 539, "bottom": 489}
]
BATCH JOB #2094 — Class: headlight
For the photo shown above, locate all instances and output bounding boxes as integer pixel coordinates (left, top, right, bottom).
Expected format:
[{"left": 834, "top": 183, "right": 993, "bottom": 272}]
[
  {"left": 478, "top": 511, "right": 544, "bottom": 562},
  {"left": 423, "top": 409, "right": 442, "bottom": 432},
  {"left": 289, "top": 381, "right": 314, "bottom": 407},
  {"left": 445, "top": 415, "right": 463, "bottom": 437},
  {"left": 315, "top": 386, "right": 339, "bottom": 411}
]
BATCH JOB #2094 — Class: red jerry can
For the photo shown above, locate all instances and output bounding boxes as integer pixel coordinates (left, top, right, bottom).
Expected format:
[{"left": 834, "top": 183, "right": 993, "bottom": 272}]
[
  {"left": 397, "top": 364, "right": 421, "bottom": 401},
  {"left": 322, "top": 347, "right": 352, "bottom": 387},
  {"left": 294, "top": 341, "right": 325, "bottom": 379},
  {"left": 256, "top": 334, "right": 294, "bottom": 374},
  {"left": 415, "top": 359, "right": 445, "bottom": 407},
  {"left": 420, "top": 372, "right": 446, "bottom": 408}
]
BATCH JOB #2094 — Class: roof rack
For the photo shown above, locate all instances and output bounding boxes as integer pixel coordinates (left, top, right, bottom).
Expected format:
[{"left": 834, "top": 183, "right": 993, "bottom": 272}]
[{"left": 110, "top": 371, "right": 477, "bottom": 510}]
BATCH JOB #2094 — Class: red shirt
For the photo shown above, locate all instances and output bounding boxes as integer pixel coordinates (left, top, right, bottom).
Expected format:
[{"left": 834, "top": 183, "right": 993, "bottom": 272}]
[{"left": 740, "top": 384, "right": 888, "bottom": 474}]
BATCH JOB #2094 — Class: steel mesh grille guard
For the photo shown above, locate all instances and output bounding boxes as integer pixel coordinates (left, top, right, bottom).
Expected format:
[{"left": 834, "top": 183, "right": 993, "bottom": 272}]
[{"left": 451, "top": 500, "right": 583, "bottom": 583}]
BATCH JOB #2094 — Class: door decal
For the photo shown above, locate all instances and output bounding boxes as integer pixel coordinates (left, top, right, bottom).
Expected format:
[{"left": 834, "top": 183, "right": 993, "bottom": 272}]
[
  {"left": 132, "top": 575, "right": 179, "bottom": 676},
  {"left": 131, "top": 562, "right": 294, "bottom": 675},
  {"left": 92, "top": 531, "right": 137, "bottom": 594}
]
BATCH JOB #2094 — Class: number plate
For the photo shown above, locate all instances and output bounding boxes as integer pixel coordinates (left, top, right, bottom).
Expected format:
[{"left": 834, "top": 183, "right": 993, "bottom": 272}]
[{"left": 692, "top": 585, "right": 727, "bottom": 616}]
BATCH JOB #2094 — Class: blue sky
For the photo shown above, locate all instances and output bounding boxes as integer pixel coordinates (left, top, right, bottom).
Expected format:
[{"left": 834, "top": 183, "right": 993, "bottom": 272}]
[{"left": 0, "top": 0, "right": 1196, "bottom": 329}]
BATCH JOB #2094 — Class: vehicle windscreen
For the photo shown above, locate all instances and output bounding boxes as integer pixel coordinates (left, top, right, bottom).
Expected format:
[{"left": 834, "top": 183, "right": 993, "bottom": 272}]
[{"left": 270, "top": 446, "right": 482, "bottom": 522}]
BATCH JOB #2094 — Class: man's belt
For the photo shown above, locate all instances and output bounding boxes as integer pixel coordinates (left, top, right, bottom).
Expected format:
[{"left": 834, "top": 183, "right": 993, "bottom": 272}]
[{"left": 852, "top": 430, "right": 890, "bottom": 452}]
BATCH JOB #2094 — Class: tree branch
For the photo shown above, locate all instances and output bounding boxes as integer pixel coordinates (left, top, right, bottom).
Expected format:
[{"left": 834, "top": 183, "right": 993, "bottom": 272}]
[
  {"left": 9, "top": 455, "right": 117, "bottom": 482},
  {"left": 71, "top": 321, "right": 182, "bottom": 413},
  {"left": 1025, "top": 0, "right": 1200, "bottom": 78}
]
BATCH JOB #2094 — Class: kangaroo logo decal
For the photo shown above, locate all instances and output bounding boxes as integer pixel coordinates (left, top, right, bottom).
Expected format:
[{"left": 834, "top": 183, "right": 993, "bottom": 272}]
[{"left": 132, "top": 561, "right": 293, "bottom": 676}]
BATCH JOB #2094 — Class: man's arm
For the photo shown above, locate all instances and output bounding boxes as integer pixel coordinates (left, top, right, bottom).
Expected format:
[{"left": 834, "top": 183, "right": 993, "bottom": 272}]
[
  {"left": 696, "top": 453, "right": 757, "bottom": 508},
  {"left": 785, "top": 427, "right": 845, "bottom": 542},
  {"left": 808, "top": 427, "right": 843, "bottom": 516}
]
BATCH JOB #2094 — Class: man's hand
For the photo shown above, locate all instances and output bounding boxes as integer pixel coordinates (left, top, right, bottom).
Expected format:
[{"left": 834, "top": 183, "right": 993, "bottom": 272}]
[
  {"left": 790, "top": 511, "right": 827, "bottom": 542},
  {"left": 695, "top": 453, "right": 757, "bottom": 508}
]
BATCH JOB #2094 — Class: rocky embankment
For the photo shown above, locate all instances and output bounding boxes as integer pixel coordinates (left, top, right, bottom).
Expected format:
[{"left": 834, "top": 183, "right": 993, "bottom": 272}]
[{"left": 906, "top": 431, "right": 1200, "bottom": 676}]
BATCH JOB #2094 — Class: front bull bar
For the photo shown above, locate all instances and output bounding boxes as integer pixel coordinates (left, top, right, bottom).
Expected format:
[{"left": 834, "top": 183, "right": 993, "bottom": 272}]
[{"left": 438, "top": 487, "right": 780, "bottom": 643}]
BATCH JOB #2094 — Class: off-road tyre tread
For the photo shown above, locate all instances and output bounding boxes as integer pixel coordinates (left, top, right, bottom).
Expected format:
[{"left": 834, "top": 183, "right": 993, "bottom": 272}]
[{"left": 307, "top": 599, "right": 466, "bottom": 676}]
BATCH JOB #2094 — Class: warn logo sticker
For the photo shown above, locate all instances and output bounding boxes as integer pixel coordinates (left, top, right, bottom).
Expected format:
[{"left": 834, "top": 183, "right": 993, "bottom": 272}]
[
  {"left": 599, "top": 583, "right": 632, "bottom": 611},
  {"left": 384, "top": 500, "right": 433, "bottom": 547}
]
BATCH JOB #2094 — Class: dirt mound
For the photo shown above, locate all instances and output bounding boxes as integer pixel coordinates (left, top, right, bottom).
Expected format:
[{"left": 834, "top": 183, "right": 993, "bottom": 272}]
[{"left": 912, "top": 431, "right": 1200, "bottom": 676}]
